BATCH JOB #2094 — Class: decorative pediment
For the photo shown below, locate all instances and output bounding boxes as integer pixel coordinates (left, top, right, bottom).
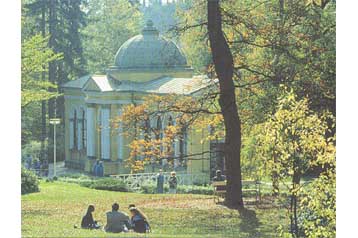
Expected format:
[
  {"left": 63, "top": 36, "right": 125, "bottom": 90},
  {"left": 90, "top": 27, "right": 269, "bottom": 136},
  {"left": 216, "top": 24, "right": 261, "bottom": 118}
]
[{"left": 82, "top": 77, "right": 101, "bottom": 92}]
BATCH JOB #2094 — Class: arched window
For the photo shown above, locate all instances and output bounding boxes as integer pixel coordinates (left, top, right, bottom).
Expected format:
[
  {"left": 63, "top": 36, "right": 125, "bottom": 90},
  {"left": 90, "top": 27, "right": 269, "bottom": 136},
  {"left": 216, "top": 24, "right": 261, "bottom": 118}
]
[
  {"left": 179, "top": 125, "right": 188, "bottom": 163},
  {"left": 168, "top": 116, "right": 173, "bottom": 126},
  {"left": 156, "top": 116, "right": 164, "bottom": 159},
  {"left": 167, "top": 116, "right": 175, "bottom": 155},
  {"left": 156, "top": 116, "right": 162, "bottom": 140},
  {"left": 144, "top": 117, "right": 151, "bottom": 141}
]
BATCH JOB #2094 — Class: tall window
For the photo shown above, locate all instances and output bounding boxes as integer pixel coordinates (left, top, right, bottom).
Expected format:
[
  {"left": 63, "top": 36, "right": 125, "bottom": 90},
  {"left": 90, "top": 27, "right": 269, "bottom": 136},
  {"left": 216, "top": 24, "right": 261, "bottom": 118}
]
[
  {"left": 73, "top": 110, "right": 78, "bottom": 150},
  {"left": 156, "top": 116, "right": 162, "bottom": 140},
  {"left": 179, "top": 126, "right": 187, "bottom": 163},
  {"left": 144, "top": 117, "right": 151, "bottom": 141},
  {"left": 167, "top": 116, "right": 174, "bottom": 155},
  {"left": 156, "top": 116, "right": 164, "bottom": 156},
  {"left": 82, "top": 109, "right": 87, "bottom": 149}
]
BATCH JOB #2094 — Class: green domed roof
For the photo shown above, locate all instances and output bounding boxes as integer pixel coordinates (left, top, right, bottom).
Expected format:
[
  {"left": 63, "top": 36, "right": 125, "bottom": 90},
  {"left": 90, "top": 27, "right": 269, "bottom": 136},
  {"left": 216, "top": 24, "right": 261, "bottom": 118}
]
[{"left": 114, "top": 20, "right": 188, "bottom": 69}]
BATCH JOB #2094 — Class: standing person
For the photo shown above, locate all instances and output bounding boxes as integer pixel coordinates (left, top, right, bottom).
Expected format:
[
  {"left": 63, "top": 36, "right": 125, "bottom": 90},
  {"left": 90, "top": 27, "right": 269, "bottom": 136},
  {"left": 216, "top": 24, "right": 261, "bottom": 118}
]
[
  {"left": 104, "top": 203, "right": 130, "bottom": 233},
  {"left": 168, "top": 171, "right": 177, "bottom": 194},
  {"left": 156, "top": 169, "right": 164, "bottom": 194},
  {"left": 98, "top": 161, "right": 104, "bottom": 177},
  {"left": 81, "top": 205, "right": 100, "bottom": 229},
  {"left": 33, "top": 159, "right": 41, "bottom": 176},
  {"left": 129, "top": 207, "right": 150, "bottom": 233},
  {"left": 92, "top": 160, "right": 100, "bottom": 177},
  {"left": 25, "top": 154, "right": 32, "bottom": 169}
]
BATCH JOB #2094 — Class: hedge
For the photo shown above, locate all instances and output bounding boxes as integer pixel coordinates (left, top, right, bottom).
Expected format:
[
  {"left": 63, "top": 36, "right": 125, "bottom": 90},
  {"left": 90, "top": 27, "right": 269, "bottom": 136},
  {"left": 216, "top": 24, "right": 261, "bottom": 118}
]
[{"left": 21, "top": 167, "right": 39, "bottom": 194}]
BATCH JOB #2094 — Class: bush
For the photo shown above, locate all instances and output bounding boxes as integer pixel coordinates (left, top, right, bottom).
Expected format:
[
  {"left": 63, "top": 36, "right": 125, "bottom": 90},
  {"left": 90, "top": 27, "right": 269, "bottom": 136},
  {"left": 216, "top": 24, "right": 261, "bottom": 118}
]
[
  {"left": 58, "top": 174, "right": 92, "bottom": 184},
  {"left": 140, "top": 183, "right": 214, "bottom": 195},
  {"left": 22, "top": 140, "right": 42, "bottom": 160},
  {"left": 140, "top": 183, "right": 169, "bottom": 194},
  {"left": 177, "top": 185, "right": 214, "bottom": 195},
  {"left": 79, "top": 178, "right": 129, "bottom": 192},
  {"left": 21, "top": 167, "right": 39, "bottom": 194},
  {"left": 298, "top": 172, "right": 336, "bottom": 238}
]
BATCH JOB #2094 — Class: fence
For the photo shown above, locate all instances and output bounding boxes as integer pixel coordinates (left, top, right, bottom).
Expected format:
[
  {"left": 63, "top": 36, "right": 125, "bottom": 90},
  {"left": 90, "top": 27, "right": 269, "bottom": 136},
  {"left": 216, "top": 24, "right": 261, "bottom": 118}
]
[{"left": 110, "top": 172, "right": 208, "bottom": 190}]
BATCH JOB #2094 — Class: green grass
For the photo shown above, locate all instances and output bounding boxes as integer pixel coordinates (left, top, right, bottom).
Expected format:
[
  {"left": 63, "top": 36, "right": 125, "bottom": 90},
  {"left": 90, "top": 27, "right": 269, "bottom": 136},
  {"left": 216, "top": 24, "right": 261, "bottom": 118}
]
[{"left": 22, "top": 181, "right": 288, "bottom": 238}]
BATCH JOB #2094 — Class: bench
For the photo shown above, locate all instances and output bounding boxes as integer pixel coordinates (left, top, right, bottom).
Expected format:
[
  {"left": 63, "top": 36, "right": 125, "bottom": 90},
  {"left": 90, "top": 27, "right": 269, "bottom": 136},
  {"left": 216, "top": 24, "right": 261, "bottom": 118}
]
[{"left": 212, "top": 180, "right": 261, "bottom": 204}]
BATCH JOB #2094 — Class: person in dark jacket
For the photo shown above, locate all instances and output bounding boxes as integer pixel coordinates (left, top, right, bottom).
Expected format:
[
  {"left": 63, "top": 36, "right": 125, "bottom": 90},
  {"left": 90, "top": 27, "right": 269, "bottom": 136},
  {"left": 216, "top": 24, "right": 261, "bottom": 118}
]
[
  {"left": 157, "top": 169, "right": 164, "bottom": 194},
  {"left": 129, "top": 207, "right": 150, "bottom": 233},
  {"left": 98, "top": 161, "right": 104, "bottom": 177},
  {"left": 168, "top": 171, "right": 177, "bottom": 194},
  {"left": 93, "top": 160, "right": 100, "bottom": 176},
  {"left": 212, "top": 170, "right": 226, "bottom": 181},
  {"left": 81, "top": 205, "right": 100, "bottom": 229}
]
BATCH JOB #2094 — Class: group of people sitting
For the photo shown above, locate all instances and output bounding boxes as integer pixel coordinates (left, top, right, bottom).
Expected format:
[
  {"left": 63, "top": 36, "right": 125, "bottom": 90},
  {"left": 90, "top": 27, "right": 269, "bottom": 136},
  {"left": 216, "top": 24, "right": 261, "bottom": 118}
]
[{"left": 80, "top": 203, "right": 150, "bottom": 233}]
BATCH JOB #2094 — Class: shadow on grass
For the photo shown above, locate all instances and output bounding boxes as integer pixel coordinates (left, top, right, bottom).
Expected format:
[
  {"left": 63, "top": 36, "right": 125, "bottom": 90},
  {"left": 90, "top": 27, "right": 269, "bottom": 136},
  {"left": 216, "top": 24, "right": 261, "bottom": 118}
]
[
  {"left": 22, "top": 209, "right": 51, "bottom": 217},
  {"left": 238, "top": 207, "right": 260, "bottom": 234}
]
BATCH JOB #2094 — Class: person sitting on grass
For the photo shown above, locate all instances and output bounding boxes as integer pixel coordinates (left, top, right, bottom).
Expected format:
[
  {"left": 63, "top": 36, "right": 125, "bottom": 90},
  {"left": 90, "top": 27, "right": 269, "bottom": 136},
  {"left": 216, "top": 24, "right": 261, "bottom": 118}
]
[
  {"left": 104, "top": 203, "right": 130, "bottom": 233},
  {"left": 129, "top": 207, "right": 150, "bottom": 233},
  {"left": 81, "top": 205, "right": 100, "bottom": 229}
]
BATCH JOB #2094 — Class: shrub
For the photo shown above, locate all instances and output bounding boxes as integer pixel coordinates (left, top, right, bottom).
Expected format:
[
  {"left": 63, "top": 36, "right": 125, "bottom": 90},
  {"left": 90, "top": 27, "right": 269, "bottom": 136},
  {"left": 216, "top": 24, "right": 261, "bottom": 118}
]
[
  {"left": 298, "top": 171, "right": 336, "bottom": 238},
  {"left": 58, "top": 174, "right": 92, "bottom": 184},
  {"left": 177, "top": 185, "right": 214, "bottom": 195},
  {"left": 79, "top": 178, "right": 129, "bottom": 192},
  {"left": 21, "top": 167, "right": 39, "bottom": 194},
  {"left": 22, "top": 140, "right": 42, "bottom": 160},
  {"left": 140, "top": 183, "right": 214, "bottom": 195},
  {"left": 140, "top": 183, "right": 169, "bottom": 194}
]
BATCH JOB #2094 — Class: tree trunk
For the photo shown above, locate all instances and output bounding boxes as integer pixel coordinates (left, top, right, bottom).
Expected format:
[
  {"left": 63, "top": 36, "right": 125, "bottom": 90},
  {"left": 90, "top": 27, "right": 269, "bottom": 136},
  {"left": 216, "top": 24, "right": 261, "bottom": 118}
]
[
  {"left": 207, "top": 0, "right": 244, "bottom": 208},
  {"left": 272, "top": 149, "right": 280, "bottom": 196},
  {"left": 290, "top": 170, "right": 301, "bottom": 237}
]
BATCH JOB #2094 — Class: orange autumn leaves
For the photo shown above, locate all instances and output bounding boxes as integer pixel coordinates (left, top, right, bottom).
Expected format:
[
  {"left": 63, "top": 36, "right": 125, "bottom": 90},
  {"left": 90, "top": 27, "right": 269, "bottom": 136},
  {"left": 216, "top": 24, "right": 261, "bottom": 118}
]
[{"left": 112, "top": 94, "right": 224, "bottom": 173}]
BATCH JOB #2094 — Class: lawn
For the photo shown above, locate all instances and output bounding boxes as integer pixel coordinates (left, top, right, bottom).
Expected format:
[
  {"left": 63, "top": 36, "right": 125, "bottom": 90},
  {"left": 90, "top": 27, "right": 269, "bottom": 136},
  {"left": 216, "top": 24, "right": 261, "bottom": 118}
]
[{"left": 22, "top": 181, "right": 287, "bottom": 238}]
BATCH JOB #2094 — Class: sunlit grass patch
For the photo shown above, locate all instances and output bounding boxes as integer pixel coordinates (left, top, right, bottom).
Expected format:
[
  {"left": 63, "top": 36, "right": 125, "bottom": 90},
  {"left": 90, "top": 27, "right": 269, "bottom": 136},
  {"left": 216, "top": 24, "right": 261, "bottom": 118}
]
[{"left": 22, "top": 181, "right": 287, "bottom": 237}]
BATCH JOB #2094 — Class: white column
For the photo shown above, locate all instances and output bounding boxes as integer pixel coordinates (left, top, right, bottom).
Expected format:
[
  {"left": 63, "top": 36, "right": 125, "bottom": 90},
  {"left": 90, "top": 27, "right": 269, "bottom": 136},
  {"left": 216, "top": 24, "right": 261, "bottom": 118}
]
[
  {"left": 86, "top": 106, "right": 96, "bottom": 157},
  {"left": 117, "top": 107, "right": 123, "bottom": 161},
  {"left": 77, "top": 114, "right": 83, "bottom": 151},
  {"left": 69, "top": 119, "right": 74, "bottom": 149},
  {"left": 101, "top": 107, "right": 110, "bottom": 160}
]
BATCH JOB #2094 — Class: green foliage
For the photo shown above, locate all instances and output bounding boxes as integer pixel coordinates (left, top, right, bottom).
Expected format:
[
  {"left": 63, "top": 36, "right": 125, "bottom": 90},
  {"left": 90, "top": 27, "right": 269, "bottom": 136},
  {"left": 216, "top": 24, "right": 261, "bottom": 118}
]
[
  {"left": 21, "top": 140, "right": 43, "bottom": 160},
  {"left": 82, "top": 0, "right": 142, "bottom": 73},
  {"left": 21, "top": 34, "right": 61, "bottom": 107},
  {"left": 257, "top": 88, "right": 335, "bottom": 182},
  {"left": 57, "top": 174, "right": 92, "bottom": 184},
  {"left": 298, "top": 171, "right": 336, "bottom": 238},
  {"left": 142, "top": 1, "right": 178, "bottom": 34},
  {"left": 79, "top": 178, "right": 129, "bottom": 192},
  {"left": 140, "top": 183, "right": 214, "bottom": 195},
  {"left": 21, "top": 167, "right": 40, "bottom": 195},
  {"left": 176, "top": 0, "right": 211, "bottom": 72},
  {"left": 256, "top": 88, "right": 335, "bottom": 236}
]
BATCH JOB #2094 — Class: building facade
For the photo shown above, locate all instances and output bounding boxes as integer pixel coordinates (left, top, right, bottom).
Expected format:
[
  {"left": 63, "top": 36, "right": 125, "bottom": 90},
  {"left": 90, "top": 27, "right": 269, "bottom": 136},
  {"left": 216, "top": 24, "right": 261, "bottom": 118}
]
[{"left": 62, "top": 20, "right": 220, "bottom": 183}]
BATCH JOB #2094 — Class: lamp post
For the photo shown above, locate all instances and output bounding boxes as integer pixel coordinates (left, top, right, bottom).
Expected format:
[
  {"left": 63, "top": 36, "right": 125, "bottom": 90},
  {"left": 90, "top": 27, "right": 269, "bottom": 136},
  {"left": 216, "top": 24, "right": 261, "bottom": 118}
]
[{"left": 49, "top": 118, "right": 61, "bottom": 178}]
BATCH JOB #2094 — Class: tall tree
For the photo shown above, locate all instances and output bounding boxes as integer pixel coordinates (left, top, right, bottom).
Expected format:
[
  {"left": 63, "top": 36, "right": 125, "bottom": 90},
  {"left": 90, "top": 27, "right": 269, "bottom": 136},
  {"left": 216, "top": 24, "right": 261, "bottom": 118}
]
[
  {"left": 207, "top": 0, "right": 243, "bottom": 207},
  {"left": 45, "top": 0, "right": 87, "bottom": 162},
  {"left": 83, "top": 0, "right": 142, "bottom": 73}
]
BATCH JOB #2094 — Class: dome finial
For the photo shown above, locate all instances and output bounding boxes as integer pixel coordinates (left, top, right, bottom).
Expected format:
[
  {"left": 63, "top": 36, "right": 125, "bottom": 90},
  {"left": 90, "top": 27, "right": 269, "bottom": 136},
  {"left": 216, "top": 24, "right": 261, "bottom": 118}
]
[
  {"left": 146, "top": 19, "right": 154, "bottom": 27},
  {"left": 142, "top": 19, "right": 158, "bottom": 36}
]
